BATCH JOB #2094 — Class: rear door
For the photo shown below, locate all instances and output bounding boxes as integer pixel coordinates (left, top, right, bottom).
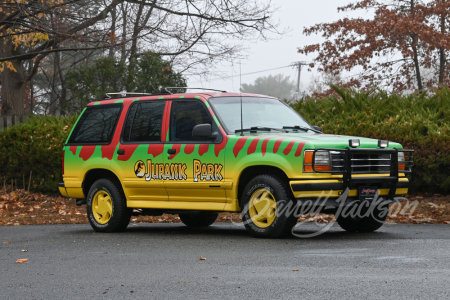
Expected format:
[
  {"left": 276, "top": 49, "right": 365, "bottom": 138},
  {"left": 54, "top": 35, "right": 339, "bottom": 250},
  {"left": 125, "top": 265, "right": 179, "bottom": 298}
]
[
  {"left": 163, "top": 99, "right": 227, "bottom": 203},
  {"left": 111, "top": 100, "right": 168, "bottom": 202}
]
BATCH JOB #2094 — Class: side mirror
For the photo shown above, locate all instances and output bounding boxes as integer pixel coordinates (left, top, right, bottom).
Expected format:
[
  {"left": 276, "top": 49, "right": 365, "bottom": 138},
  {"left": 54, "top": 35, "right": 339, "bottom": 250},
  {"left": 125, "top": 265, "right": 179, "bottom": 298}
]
[
  {"left": 312, "top": 125, "right": 322, "bottom": 132},
  {"left": 192, "top": 124, "right": 213, "bottom": 139}
]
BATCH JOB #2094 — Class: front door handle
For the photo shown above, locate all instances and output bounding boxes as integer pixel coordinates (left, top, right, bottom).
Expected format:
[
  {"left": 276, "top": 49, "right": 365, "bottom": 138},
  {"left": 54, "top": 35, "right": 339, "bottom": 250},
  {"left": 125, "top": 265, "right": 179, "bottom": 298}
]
[
  {"left": 117, "top": 149, "right": 125, "bottom": 155},
  {"left": 167, "top": 149, "right": 176, "bottom": 155}
]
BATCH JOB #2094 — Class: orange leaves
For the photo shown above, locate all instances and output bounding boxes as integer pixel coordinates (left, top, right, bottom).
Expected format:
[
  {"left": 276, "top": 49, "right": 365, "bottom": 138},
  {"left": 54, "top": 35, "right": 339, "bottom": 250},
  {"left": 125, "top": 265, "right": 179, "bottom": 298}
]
[
  {"left": 107, "top": 32, "right": 116, "bottom": 43},
  {"left": 298, "top": 0, "right": 450, "bottom": 92},
  {"left": 15, "top": 259, "right": 28, "bottom": 264}
]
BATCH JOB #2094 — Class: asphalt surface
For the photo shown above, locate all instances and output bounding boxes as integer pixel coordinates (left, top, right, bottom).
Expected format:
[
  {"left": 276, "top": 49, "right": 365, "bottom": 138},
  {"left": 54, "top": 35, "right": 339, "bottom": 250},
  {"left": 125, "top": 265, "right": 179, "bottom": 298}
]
[{"left": 1, "top": 222, "right": 450, "bottom": 300}]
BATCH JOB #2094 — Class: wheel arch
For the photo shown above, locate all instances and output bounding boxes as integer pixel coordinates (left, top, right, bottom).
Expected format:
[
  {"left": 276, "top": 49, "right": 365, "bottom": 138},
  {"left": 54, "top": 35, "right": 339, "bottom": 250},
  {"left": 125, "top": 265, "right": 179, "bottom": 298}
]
[
  {"left": 83, "top": 168, "right": 123, "bottom": 198},
  {"left": 237, "top": 165, "right": 292, "bottom": 208}
]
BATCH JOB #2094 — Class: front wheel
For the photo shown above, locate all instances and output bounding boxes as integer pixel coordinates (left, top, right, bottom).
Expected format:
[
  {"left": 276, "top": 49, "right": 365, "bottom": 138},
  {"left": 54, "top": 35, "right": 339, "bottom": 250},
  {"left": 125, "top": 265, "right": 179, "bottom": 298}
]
[
  {"left": 241, "top": 174, "right": 297, "bottom": 238},
  {"left": 336, "top": 202, "right": 389, "bottom": 232},
  {"left": 178, "top": 212, "right": 219, "bottom": 227},
  {"left": 86, "top": 179, "right": 131, "bottom": 232}
]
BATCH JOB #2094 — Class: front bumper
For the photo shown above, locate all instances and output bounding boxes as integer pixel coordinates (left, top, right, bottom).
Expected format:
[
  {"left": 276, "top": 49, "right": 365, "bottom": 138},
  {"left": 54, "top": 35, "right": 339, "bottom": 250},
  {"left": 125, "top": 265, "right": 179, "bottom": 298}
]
[
  {"left": 292, "top": 147, "right": 413, "bottom": 200},
  {"left": 290, "top": 177, "right": 409, "bottom": 199}
]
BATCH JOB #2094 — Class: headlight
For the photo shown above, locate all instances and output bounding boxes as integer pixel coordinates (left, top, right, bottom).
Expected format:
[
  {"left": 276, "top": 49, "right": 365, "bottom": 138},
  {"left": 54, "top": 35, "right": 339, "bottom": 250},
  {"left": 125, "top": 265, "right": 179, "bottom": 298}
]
[{"left": 304, "top": 150, "right": 331, "bottom": 172}]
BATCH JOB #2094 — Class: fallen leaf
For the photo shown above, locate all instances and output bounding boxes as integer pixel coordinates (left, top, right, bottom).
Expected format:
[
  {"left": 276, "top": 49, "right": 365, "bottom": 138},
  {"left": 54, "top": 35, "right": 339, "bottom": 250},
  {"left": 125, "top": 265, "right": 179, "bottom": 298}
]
[
  {"left": 16, "top": 259, "right": 28, "bottom": 263},
  {"left": 292, "top": 269, "right": 299, "bottom": 271},
  {"left": 199, "top": 256, "right": 206, "bottom": 260},
  {"left": 3, "top": 241, "right": 12, "bottom": 244}
]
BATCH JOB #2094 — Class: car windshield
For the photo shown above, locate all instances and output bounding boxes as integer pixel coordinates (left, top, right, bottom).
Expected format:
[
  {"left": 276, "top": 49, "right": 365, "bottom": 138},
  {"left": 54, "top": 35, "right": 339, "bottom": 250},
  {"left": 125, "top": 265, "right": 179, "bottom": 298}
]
[{"left": 208, "top": 96, "right": 312, "bottom": 133}]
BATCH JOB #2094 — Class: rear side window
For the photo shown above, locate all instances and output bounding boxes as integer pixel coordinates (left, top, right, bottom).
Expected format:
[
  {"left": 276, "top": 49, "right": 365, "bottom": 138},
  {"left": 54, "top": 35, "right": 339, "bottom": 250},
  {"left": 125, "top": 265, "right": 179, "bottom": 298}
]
[
  {"left": 68, "top": 104, "right": 122, "bottom": 144},
  {"left": 122, "top": 101, "right": 165, "bottom": 143}
]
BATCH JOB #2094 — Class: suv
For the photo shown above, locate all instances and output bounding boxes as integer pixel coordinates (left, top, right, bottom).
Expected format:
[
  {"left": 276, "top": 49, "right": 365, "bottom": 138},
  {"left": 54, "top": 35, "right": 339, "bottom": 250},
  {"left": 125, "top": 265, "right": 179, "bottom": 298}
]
[{"left": 59, "top": 91, "right": 413, "bottom": 238}]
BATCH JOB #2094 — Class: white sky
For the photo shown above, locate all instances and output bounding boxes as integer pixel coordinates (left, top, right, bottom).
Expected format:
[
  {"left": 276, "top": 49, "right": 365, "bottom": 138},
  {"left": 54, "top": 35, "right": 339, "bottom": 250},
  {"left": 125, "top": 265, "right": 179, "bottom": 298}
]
[{"left": 188, "top": 0, "right": 366, "bottom": 93}]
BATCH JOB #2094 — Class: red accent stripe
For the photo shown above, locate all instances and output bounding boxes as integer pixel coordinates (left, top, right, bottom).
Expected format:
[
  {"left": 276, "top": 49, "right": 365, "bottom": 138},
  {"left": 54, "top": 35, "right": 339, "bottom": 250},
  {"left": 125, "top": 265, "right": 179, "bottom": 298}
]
[
  {"left": 233, "top": 136, "right": 250, "bottom": 158},
  {"left": 199, "top": 144, "right": 209, "bottom": 156},
  {"left": 247, "top": 137, "right": 262, "bottom": 155},
  {"left": 79, "top": 146, "right": 96, "bottom": 161},
  {"left": 184, "top": 144, "right": 195, "bottom": 154},
  {"left": 148, "top": 144, "right": 164, "bottom": 158},
  {"left": 283, "top": 140, "right": 296, "bottom": 156},
  {"left": 261, "top": 138, "right": 271, "bottom": 156},
  {"left": 161, "top": 101, "right": 172, "bottom": 142},
  {"left": 295, "top": 141, "right": 307, "bottom": 157},
  {"left": 214, "top": 136, "right": 228, "bottom": 157},
  {"left": 101, "top": 101, "right": 133, "bottom": 160},
  {"left": 273, "top": 138, "right": 286, "bottom": 153},
  {"left": 69, "top": 146, "right": 77, "bottom": 155}
]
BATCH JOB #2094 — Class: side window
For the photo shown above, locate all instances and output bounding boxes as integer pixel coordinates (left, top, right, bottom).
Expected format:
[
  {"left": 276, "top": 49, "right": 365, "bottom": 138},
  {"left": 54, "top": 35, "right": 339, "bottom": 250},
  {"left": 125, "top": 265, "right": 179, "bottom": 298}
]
[
  {"left": 123, "top": 101, "right": 165, "bottom": 143},
  {"left": 68, "top": 104, "right": 121, "bottom": 144},
  {"left": 170, "top": 100, "right": 212, "bottom": 142}
]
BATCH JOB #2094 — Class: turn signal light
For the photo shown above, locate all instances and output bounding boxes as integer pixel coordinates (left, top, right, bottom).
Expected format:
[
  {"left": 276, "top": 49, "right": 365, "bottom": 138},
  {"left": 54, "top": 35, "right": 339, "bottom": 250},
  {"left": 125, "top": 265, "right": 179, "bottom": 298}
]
[{"left": 303, "top": 151, "right": 331, "bottom": 172}]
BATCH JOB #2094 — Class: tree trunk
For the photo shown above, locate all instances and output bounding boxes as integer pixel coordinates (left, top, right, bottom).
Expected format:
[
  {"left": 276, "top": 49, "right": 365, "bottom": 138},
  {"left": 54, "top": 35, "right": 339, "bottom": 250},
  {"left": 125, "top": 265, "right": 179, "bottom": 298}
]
[
  {"left": 0, "top": 34, "right": 27, "bottom": 116},
  {"left": 411, "top": 35, "right": 423, "bottom": 92},
  {"left": 409, "top": 0, "right": 423, "bottom": 92},
  {"left": 120, "top": 3, "right": 128, "bottom": 64},
  {"left": 438, "top": 11, "right": 446, "bottom": 85},
  {"left": 109, "top": 7, "right": 117, "bottom": 58}
]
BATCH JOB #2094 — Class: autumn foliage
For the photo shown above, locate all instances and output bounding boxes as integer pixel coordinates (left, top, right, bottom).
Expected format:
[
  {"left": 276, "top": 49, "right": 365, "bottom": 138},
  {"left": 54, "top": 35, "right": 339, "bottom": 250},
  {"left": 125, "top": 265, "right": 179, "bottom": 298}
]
[{"left": 299, "top": 0, "right": 450, "bottom": 93}]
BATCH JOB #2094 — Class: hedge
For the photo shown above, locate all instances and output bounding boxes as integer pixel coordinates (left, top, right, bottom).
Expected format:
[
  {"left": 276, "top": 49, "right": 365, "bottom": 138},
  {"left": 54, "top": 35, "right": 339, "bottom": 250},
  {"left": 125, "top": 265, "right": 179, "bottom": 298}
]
[
  {"left": 0, "top": 115, "right": 78, "bottom": 193},
  {"left": 1, "top": 87, "right": 449, "bottom": 194}
]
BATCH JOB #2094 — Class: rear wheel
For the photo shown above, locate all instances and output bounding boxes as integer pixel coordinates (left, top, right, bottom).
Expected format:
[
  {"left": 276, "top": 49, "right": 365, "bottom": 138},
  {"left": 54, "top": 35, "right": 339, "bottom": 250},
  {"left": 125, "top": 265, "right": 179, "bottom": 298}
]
[
  {"left": 336, "top": 202, "right": 389, "bottom": 232},
  {"left": 241, "top": 174, "right": 297, "bottom": 238},
  {"left": 86, "top": 179, "right": 131, "bottom": 232},
  {"left": 179, "top": 212, "right": 219, "bottom": 227}
]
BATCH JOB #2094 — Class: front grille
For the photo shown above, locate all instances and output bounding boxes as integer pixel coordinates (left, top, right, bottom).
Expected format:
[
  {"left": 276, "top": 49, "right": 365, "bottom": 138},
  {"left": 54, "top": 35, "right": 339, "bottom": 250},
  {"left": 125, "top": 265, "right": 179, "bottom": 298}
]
[
  {"left": 318, "top": 149, "right": 413, "bottom": 174},
  {"left": 331, "top": 152, "right": 392, "bottom": 173}
]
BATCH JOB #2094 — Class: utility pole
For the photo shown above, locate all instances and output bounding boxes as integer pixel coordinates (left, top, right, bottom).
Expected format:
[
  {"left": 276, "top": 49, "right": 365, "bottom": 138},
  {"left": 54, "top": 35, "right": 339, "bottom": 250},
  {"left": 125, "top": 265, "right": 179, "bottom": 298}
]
[{"left": 292, "top": 61, "right": 309, "bottom": 100}]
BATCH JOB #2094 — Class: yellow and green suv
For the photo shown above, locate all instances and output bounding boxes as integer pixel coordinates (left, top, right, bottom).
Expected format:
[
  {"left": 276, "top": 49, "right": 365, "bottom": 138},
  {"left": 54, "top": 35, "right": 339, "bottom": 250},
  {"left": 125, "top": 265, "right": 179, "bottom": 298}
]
[{"left": 59, "top": 91, "right": 413, "bottom": 238}]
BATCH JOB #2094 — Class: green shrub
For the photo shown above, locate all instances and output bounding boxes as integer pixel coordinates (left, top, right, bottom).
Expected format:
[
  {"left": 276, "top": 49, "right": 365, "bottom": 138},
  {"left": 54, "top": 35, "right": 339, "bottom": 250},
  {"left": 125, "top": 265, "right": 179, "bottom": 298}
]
[
  {"left": 292, "top": 86, "right": 450, "bottom": 194},
  {"left": 0, "top": 115, "right": 78, "bottom": 193}
]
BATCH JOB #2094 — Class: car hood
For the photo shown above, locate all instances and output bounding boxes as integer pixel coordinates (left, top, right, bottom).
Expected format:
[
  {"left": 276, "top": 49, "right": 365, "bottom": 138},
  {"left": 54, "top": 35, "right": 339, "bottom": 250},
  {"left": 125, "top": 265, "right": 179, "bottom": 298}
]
[{"left": 228, "top": 131, "right": 402, "bottom": 149}]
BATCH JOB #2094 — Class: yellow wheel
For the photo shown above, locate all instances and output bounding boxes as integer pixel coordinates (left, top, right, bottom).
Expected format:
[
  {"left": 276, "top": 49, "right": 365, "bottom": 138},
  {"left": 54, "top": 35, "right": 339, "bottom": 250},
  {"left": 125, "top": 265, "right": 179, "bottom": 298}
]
[
  {"left": 92, "top": 190, "right": 113, "bottom": 224},
  {"left": 241, "top": 174, "right": 297, "bottom": 238},
  {"left": 248, "top": 188, "right": 277, "bottom": 228},
  {"left": 87, "top": 179, "right": 131, "bottom": 232}
]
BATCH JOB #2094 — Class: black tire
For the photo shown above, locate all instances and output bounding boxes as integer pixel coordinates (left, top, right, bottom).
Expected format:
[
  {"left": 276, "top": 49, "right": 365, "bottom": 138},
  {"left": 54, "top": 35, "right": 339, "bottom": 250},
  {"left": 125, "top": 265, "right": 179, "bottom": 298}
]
[
  {"left": 178, "top": 212, "right": 218, "bottom": 227},
  {"left": 86, "top": 179, "right": 131, "bottom": 232},
  {"left": 336, "top": 201, "right": 389, "bottom": 232},
  {"left": 241, "top": 174, "right": 297, "bottom": 238}
]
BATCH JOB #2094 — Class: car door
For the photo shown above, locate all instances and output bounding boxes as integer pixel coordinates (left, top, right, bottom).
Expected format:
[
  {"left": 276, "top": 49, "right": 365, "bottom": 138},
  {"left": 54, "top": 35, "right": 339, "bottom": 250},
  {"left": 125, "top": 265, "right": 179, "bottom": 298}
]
[
  {"left": 111, "top": 100, "right": 168, "bottom": 202},
  {"left": 163, "top": 99, "right": 227, "bottom": 203}
]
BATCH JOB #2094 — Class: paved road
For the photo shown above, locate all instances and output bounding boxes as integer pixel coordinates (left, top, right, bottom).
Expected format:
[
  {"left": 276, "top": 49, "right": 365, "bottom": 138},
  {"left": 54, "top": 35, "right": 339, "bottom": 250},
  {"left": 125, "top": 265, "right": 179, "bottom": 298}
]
[{"left": 1, "top": 222, "right": 449, "bottom": 300}]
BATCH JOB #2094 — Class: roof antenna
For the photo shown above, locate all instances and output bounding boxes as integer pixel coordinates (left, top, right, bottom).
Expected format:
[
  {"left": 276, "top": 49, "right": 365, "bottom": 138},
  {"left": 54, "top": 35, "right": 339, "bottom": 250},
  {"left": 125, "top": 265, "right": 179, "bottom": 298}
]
[{"left": 240, "top": 62, "right": 243, "bottom": 136}]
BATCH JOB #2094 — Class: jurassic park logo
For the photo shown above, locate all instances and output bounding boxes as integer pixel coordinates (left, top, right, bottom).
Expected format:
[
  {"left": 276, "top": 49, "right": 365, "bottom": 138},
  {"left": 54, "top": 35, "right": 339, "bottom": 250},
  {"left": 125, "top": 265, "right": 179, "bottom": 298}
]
[{"left": 134, "top": 159, "right": 223, "bottom": 182}]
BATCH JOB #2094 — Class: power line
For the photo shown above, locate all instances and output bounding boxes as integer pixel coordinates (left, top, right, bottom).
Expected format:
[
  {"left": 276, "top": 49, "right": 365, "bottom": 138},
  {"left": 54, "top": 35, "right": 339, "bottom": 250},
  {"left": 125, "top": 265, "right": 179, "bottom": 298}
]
[{"left": 190, "top": 65, "right": 292, "bottom": 84}]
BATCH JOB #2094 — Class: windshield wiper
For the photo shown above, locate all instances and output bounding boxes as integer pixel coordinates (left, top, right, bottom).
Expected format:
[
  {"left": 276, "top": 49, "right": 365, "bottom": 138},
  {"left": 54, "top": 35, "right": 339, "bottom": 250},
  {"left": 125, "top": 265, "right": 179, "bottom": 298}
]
[
  {"left": 283, "top": 126, "right": 321, "bottom": 133},
  {"left": 235, "top": 126, "right": 287, "bottom": 134}
]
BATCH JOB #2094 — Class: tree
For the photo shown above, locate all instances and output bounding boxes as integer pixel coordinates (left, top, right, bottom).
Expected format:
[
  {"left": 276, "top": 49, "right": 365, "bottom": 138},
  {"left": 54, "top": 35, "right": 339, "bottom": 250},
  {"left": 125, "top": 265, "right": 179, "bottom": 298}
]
[
  {"left": 0, "top": 0, "right": 279, "bottom": 116},
  {"left": 66, "top": 52, "right": 186, "bottom": 109},
  {"left": 298, "top": 0, "right": 450, "bottom": 93},
  {"left": 240, "top": 74, "right": 296, "bottom": 100}
]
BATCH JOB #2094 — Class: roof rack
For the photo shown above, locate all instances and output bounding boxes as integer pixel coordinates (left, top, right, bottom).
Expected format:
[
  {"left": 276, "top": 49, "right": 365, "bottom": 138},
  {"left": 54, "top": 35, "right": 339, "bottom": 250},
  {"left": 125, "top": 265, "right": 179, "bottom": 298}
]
[
  {"left": 162, "top": 87, "right": 227, "bottom": 94},
  {"left": 102, "top": 92, "right": 154, "bottom": 100}
]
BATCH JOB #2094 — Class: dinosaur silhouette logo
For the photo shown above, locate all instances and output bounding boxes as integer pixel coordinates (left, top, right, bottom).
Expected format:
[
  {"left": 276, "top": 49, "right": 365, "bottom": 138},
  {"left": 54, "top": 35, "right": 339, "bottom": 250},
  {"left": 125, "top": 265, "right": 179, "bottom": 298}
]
[{"left": 134, "top": 160, "right": 145, "bottom": 178}]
